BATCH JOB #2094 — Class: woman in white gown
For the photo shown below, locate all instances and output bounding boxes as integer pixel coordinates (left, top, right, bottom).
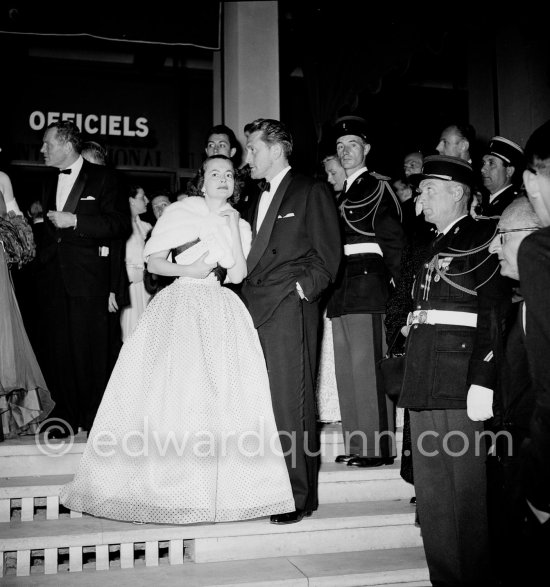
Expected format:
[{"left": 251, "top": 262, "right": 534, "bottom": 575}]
[
  {"left": 120, "top": 186, "right": 152, "bottom": 342},
  {"left": 60, "top": 155, "right": 294, "bottom": 524}
]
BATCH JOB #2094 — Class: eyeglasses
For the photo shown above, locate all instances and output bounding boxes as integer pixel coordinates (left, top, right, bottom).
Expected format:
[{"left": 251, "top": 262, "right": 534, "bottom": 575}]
[{"left": 496, "top": 227, "right": 539, "bottom": 245}]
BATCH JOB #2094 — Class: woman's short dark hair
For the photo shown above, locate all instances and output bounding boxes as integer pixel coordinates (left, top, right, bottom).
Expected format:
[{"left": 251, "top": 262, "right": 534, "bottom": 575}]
[{"left": 189, "top": 155, "right": 242, "bottom": 204}]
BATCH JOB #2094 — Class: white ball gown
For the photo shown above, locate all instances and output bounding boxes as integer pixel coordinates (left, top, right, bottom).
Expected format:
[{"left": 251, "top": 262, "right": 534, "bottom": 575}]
[
  {"left": 316, "top": 313, "right": 341, "bottom": 423},
  {"left": 60, "top": 205, "right": 295, "bottom": 525},
  {"left": 120, "top": 216, "right": 152, "bottom": 342}
]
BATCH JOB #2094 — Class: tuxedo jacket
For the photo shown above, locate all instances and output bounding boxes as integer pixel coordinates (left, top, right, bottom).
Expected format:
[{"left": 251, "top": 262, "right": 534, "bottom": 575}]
[
  {"left": 241, "top": 170, "right": 342, "bottom": 328},
  {"left": 518, "top": 228, "right": 550, "bottom": 513},
  {"left": 492, "top": 300, "right": 534, "bottom": 445},
  {"left": 38, "top": 160, "right": 131, "bottom": 297},
  {"left": 398, "top": 215, "right": 511, "bottom": 410},
  {"left": 326, "top": 171, "right": 405, "bottom": 317}
]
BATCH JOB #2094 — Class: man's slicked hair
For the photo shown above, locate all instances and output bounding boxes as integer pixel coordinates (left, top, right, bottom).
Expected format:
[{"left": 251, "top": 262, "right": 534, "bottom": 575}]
[{"left": 246, "top": 119, "right": 293, "bottom": 159}]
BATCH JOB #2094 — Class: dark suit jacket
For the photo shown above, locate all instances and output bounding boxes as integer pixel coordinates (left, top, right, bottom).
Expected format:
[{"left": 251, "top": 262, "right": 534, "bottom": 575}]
[
  {"left": 38, "top": 160, "right": 131, "bottom": 297},
  {"left": 492, "top": 300, "right": 534, "bottom": 448},
  {"left": 398, "top": 215, "right": 511, "bottom": 410},
  {"left": 518, "top": 228, "right": 550, "bottom": 513},
  {"left": 241, "top": 170, "right": 342, "bottom": 327}
]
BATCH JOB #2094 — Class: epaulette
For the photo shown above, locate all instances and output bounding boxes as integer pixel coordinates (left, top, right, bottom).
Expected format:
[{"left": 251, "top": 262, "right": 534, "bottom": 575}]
[{"left": 370, "top": 171, "right": 392, "bottom": 181}]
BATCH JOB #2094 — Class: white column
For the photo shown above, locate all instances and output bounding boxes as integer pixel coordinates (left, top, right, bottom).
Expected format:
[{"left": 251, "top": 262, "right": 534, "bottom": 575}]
[{"left": 218, "top": 1, "right": 280, "bottom": 164}]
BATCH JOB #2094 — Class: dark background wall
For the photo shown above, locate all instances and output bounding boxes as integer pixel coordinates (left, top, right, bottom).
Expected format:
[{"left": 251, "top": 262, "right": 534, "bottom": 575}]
[{"left": 2, "top": 4, "right": 550, "bottom": 210}]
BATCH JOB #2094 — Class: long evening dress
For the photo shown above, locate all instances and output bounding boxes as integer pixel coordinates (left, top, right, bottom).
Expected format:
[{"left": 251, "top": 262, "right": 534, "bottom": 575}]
[
  {"left": 0, "top": 238, "right": 54, "bottom": 438},
  {"left": 60, "top": 201, "right": 294, "bottom": 524},
  {"left": 120, "top": 216, "right": 152, "bottom": 342}
]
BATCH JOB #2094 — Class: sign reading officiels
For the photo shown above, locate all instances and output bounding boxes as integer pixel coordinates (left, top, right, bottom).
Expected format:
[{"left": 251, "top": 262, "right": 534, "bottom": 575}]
[
  {"left": 29, "top": 111, "right": 150, "bottom": 138},
  {"left": 8, "top": 68, "right": 180, "bottom": 170}
]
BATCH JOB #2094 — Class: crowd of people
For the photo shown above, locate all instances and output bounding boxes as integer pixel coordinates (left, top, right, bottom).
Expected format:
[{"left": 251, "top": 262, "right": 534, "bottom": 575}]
[{"left": 1, "top": 113, "right": 549, "bottom": 585}]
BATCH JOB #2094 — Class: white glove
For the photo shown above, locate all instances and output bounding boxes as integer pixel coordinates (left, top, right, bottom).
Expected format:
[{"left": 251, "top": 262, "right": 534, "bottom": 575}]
[{"left": 467, "top": 385, "right": 494, "bottom": 421}]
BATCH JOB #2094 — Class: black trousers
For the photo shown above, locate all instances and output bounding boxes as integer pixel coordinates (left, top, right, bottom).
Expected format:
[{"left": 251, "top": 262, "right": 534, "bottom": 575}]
[
  {"left": 410, "top": 409, "right": 491, "bottom": 586},
  {"left": 256, "top": 291, "right": 321, "bottom": 512},
  {"left": 39, "top": 275, "right": 110, "bottom": 432},
  {"left": 332, "top": 313, "right": 395, "bottom": 457}
]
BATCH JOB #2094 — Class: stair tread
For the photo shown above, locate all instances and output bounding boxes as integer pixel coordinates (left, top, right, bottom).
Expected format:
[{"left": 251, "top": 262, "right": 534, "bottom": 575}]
[
  {"left": 0, "top": 546, "right": 428, "bottom": 586},
  {"left": 0, "top": 499, "right": 417, "bottom": 548},
  {"left": 0, "top": 432, "right": 88, "bottom": 456},
  {"left": 0, "top": 462, "right": 406, "bottom": 494},
  {"left": 0, "top": 424, "right": 402, "bottom": 453}
]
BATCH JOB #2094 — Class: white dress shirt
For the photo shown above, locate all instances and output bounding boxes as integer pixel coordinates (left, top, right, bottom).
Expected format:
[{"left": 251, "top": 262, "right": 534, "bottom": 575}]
[
  {"left": 56, "top": 156, "right": 84, "bottom": 211},
  {"left": 343, "top": 166, "right": 368, "bottom": 192},
  {"left": 256, "top": 166, "right": 291, "bottom": 231}
]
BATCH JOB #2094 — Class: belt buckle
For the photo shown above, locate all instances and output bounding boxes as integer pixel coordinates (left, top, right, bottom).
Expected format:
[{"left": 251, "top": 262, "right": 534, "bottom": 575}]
[{"left": 408, "top": 310, "right": 428, "bottom": 326}]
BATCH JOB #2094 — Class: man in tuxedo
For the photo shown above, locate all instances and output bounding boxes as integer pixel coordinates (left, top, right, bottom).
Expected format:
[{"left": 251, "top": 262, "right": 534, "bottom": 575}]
[
  {"left": 240, "top": 118, "right": 342, "bottom": 524},
  {"left": 517, "top": 119, "right": 550, "bottom": 571},
  {"left": 486, "top": 197, "right": 540, "bottom": 586},
  {"left": 327, "top": 116, "right": 405, "bottom": 468},
  {"left": 36, "top": 121, "right": 130, "bottom": 436}
]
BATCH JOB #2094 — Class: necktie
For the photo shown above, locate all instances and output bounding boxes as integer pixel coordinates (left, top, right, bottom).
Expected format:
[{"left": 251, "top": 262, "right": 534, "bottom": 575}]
[
  {"left": 258, "top": 179, "right": 271, "bottom": 193},
  {"left": 431, "top": 231, "right": 444, "bottom": 249},
  {"left": 342, "top": 180, "right": 348, "bottom": 193},
  {"left": 58, "top": 169, "right": 72, "bottom": 175}
]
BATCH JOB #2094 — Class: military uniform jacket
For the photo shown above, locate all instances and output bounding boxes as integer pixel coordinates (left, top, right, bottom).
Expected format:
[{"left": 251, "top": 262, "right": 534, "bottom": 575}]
[
  {"left": 480, "top": 184, "right": 520, "bottom": 218},
  {"left": 326, "top": 171, "right": 405, "bottom": 317},
  {"left": 398, "top": 215, "right": 510, "bottom": 410}
]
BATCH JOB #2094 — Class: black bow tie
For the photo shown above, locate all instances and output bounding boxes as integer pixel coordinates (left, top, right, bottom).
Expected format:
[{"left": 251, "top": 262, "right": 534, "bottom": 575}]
[
  {"left": 58, "top": 169, "right": 72, "bottom": 175},
  {"left": 258, "top": 180, "right": 271, "bottom": 193}
]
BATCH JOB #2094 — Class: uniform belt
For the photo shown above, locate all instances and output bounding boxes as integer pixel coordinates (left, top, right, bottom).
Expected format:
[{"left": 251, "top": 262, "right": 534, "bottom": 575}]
[
  {"left": 407, "top": 310, "right": 478, "bottom": 327},
  {"left": 344, "top": 243, "right": 383, "bottom": 256}
]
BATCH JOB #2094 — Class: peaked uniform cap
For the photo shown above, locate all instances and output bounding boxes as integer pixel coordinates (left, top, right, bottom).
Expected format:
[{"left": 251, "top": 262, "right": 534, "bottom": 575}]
[
  {"left": 487, "top": 135, "right": 524, "bottom": 168},
  {"left": 333, "top": 116, "right": 369, "bottom": 142},
  {"left": 420, "top": 155, "right": 473, "bottom": 186}
]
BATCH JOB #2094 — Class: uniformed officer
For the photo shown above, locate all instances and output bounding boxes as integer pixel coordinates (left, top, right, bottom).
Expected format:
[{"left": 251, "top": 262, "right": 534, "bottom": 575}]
[
  {"left": 398, "top": 154, "right": 510, "bottom": 586},
  {"left": 478, "top": 135, "right": 525, "bottom": 218},
  {"left": 327, "top": 115, "right": 405, "bottom": 467}
]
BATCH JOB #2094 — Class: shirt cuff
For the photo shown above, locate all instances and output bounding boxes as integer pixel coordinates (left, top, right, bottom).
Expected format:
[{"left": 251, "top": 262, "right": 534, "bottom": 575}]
[{"left": 73, "top": 214, "right": 78, "bottom": 229}]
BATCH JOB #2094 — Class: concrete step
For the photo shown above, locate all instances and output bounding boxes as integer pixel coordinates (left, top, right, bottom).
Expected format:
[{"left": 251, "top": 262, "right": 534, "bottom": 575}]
[
  {"left": 0, "top": 432, "right": 89, "bottom": 477},
  {"left": 0, "top": 462, "right": 414, "bottom": 522},
  {"left": 0, "top": 499, "right": 422, "bottom": 576},
  {"left": 0, "top": 424, "right": 404, "bottom": 477},
  {"left": 0, "top": 546, "right": 429, "bottom": 586}
]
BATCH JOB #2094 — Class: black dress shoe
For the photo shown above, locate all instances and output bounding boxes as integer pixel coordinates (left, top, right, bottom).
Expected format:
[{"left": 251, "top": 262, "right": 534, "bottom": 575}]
[
  {"left": 335, "top": 453, "right": 359, "bottom": 463},
  {"left": 347, "top": 456, "right": 395, "bottom": 468},
  {"left": 270, "top": 509, "right": 312, "bottom": 524}
]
